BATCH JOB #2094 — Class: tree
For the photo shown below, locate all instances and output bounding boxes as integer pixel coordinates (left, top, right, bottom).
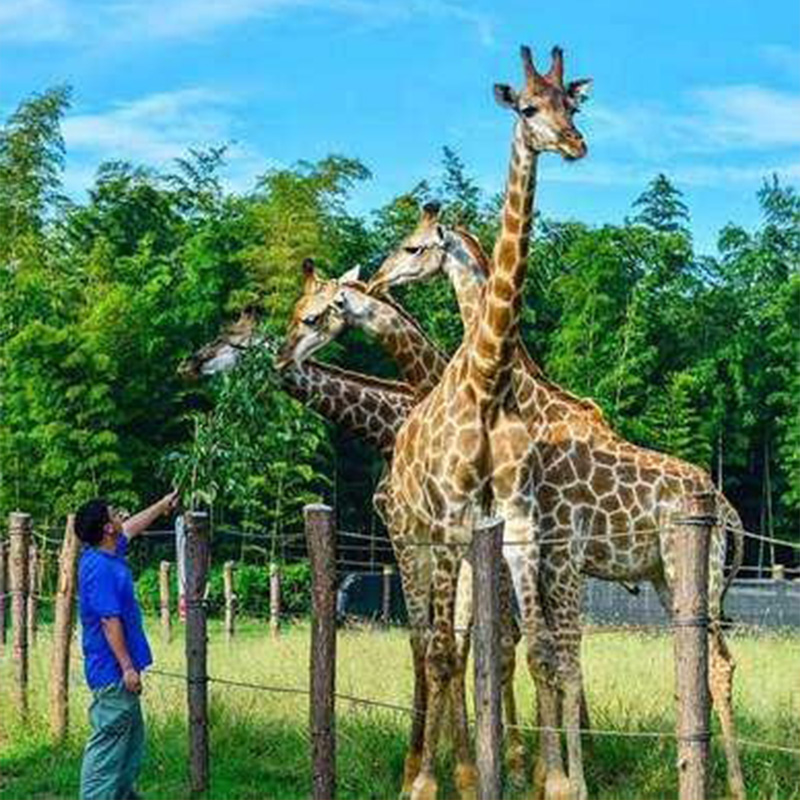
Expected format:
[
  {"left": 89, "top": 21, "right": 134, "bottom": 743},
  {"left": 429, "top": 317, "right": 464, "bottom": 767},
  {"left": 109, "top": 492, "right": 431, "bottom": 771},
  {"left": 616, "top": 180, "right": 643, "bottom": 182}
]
[
  {"left": 632, "top": 173, "right": 690, "bottom": 234},
  {"left": 0, "top": 85, "right": 71, "bottom": 260}
]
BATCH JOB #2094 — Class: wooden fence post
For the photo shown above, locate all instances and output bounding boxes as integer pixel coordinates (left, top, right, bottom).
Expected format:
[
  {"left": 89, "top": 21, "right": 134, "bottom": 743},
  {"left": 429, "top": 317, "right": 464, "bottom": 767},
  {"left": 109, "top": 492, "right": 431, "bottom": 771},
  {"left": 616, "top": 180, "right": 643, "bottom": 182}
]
[
  {"left": 9, "top": 512, "right": 31, "bottom": 721},
  {"left": 0, "top": 541, "right": 7, "bottom": 649},
  {"left": 160, "top": 561, "right": 172, "bottom": 644},
  {"left": 50, "top": 515, "right": 80, "bottom": 740},
  {"left": 223, "top": 561, "right": 235, "bottom": 642},
  {"left": 269, "top": 562, "right": 280, "bottom": 639},
  {"left": 185, "top": 511, "right": 210, "bottom": 794},
  {"left": 772, "top": 564, "right": 787, "bottom": 626},
  {"left": 472, "top": 517, "right": 504, "bottom": 800},
  {"left": 27, "top": 543, "right": 38, "bottom": 647},
  {"left": 381, "top": 564, "right": 393, "bottom": 626},
  {"left": 305, "top": 504, "right": 336, "bottom": 800},
  {"left": 674, "top": 492, "right": 714, "bottom": 800}
]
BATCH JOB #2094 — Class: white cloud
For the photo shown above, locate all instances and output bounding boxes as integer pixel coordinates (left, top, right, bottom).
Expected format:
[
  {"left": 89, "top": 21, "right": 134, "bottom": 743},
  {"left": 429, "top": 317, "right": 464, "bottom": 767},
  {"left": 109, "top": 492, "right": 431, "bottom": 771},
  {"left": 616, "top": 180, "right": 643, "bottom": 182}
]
[
  {"left": 689, "top": 85, "right": 800, "bottom": 149},
  {"left": 0, "top": 0, "right": 494, "bottom": 45},
  {"left": 542, "top": 158, "right": 800, "bottom": 188},
  {"left": 585, "top": 83, "right": 800, "bottom": 161},
  {"left": 61, "top": 88, "right": 272, "bottom": 196},
  {"left": 0, "top": 0, "right": 72, "bottom": 42}
]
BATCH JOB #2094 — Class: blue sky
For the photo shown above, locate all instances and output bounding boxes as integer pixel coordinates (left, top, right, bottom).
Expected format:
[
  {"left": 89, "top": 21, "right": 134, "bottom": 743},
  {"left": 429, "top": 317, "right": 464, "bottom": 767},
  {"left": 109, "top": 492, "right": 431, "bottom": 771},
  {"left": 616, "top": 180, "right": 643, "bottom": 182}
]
[{"left": 2, "top": 0, "right": 798, "bottom": 255}]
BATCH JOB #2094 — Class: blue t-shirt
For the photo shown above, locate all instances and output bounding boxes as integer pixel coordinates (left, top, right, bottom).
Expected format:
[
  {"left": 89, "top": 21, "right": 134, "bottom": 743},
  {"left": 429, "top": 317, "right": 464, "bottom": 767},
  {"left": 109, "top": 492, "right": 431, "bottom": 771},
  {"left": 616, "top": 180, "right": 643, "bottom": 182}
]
[{"left": 79, "top": 534, "right": 153, "bottom": 690}]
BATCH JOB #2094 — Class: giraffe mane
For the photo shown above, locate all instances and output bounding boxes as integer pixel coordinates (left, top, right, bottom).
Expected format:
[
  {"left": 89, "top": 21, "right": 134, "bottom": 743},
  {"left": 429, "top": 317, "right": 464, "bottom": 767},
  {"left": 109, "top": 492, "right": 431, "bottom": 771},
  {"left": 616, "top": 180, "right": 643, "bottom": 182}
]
[
  {"left": 517, "top": 347, "right": 609, "bottom": 426},
  {"left": 302, "top": 358, "right": 417, "bottom": 398},
  {"left": 454, "top": 227, "right": 491, "bottom": 278},
  {"left": 347, "top": 278, "right": 435, "bottom": 338}
]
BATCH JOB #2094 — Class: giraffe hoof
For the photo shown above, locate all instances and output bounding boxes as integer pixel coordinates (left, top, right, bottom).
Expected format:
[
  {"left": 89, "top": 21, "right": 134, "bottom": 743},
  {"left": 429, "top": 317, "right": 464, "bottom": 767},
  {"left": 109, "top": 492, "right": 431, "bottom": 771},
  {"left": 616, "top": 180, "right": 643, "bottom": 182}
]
[
  {"left": 401, "top": 753, "right": 422, "bottom": 797},
  {"left": 410, "top": 772, "right": 438, "bottom": 800},
  {"left": 544, "top": 772, "right": 574, "bottom": 800},
  {"left": 455, "top": 763, "right": 479, "bottom": 800},
  {"left": 571, "top": 779, "right": 588, "bottom": 800},
  {"left": 531, "top": 759, "right": 547, "bottom": 800},
  {"left": 507, "top": 761, "right": 526, "bottom": 789}
]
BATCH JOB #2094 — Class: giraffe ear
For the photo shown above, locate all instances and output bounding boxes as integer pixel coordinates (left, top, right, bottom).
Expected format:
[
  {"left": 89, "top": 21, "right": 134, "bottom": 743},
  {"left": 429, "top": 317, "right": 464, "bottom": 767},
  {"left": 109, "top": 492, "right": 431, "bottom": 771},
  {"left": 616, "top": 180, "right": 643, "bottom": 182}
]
[
  {"left": 422, "top": 200, "right": 441, "bottom": 223},
  {"left": 494, "top": 83, "right": 518, "bottom": 109},
  {"left": 567, "top": 78, "right": 592, "bottom": 105},
  {"left": 302, "top": 258, "right": 317, "bottom": 292},
  {"left": 338, "top": 264, "right": 361, "bottom": 285}
]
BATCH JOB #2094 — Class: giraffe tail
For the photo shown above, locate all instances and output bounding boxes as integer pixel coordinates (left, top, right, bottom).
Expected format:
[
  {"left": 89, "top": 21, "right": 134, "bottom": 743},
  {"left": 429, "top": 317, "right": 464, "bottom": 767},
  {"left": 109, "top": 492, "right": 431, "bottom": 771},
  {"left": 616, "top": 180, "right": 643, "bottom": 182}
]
[{"left": 719, "top": 496, "right": 745, "bottom": 605}]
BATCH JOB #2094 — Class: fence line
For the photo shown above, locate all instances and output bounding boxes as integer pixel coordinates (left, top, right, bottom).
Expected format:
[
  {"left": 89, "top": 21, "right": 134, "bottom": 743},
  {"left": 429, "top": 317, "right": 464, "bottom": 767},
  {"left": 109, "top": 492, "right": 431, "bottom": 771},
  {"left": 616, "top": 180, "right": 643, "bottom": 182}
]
[{"left": 139, "top": 668, "right": 800, "bottom": 756}]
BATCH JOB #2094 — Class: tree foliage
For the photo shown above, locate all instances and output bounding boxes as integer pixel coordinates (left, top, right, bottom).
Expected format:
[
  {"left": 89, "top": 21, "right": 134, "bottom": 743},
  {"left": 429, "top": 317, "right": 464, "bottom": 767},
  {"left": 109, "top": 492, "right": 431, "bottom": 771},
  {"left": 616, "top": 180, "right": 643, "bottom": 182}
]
[{"left": 0, "top": 87, "right": 797, "bottom": 558}]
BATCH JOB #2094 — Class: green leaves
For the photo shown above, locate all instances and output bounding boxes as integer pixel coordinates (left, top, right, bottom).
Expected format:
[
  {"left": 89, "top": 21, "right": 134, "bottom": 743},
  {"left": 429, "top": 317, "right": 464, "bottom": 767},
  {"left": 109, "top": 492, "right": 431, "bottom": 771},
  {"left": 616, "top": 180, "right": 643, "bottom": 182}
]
[{"left": 0, "top": 86, "right": 796, "bottom": 548}]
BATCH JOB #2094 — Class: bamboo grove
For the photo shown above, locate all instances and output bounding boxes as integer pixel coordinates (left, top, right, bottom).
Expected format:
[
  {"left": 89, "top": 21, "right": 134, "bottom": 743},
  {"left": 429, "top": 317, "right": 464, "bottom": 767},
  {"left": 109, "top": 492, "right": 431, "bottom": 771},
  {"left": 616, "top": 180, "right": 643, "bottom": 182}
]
[{"left": 0, "top": 87, "right": 798, "bottom": 571}]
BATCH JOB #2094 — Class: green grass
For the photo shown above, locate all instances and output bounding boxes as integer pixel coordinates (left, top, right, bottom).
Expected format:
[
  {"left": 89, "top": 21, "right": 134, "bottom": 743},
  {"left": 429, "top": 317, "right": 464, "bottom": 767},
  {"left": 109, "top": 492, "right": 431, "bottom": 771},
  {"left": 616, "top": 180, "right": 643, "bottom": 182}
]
[{"left": 1, "top": 620, "right": 799, "bottom": 799}]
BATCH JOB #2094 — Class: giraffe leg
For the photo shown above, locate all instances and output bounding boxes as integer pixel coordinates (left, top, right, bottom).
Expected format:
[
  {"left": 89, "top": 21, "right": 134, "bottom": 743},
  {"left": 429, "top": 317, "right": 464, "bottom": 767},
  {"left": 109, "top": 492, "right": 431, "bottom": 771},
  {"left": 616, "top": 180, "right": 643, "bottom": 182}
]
[
  {"left": 499, "top": 556, "right": 525, "bottom": 787},
  {"left": 402, "top": 631, "right": 428, "bottom": 798},
  {"left": 452, "top": 559, "right": 478, "bottom": 800},
  {"left": 553, "top": 564, "right": 587, "bottom": 800},
  {"left": 411, "top": 545, "right": 462, "bottom": 800},
  {"left": 579, "top": 684, "right": 592, "bottom": 757},
  {"left": 559, "top": 644, "right": 587, "bottom": 800},
  {"left": 394, "top": 543, "right": 432, "bottom": 799},
  {"left": 710, "top": 625, "right": 746, "bottom": 800},
  {"left": 500, "top": 507, "right": 567, "bottom": 800}
]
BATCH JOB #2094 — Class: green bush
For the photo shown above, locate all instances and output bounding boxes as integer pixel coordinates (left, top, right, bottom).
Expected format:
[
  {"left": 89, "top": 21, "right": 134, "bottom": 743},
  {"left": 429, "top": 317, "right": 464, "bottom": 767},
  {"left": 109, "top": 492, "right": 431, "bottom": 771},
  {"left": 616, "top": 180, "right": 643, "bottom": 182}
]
[{"left": 135, "top": 560, "right": 311, "bottom": 619}]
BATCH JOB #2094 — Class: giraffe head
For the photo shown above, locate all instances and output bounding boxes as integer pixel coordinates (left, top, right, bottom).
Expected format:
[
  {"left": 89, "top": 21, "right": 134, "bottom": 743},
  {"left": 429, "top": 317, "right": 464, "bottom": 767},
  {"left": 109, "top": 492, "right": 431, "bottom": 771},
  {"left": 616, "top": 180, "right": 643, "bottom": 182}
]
[
  {"left": 179, "top": 307, "right": 263, "bottom": 379},
  {"left": 368, "top": 201, "right": 488, "bottom": 296},
  {"left": 494, "top": 45, "right": 590, "bottom": 160},
  {"left": 275, "top": 258, "right": 366, "bottom": 369}
]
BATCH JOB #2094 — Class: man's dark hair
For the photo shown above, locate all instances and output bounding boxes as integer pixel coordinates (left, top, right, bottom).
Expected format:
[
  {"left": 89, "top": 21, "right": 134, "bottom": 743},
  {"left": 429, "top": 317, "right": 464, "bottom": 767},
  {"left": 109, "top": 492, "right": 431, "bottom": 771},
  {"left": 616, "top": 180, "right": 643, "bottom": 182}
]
[{"left": 75, "top": 499, "right": 111, "bottom": 546}]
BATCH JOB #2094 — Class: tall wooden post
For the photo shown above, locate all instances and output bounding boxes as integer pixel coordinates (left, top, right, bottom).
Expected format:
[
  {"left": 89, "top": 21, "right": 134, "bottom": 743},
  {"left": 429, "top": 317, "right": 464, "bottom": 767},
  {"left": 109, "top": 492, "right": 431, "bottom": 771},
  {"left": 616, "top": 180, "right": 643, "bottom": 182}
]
[
  {"left": 27, "top": 543, "right": 38, "bottom": 647},
  {"left": 269, "top": 562, "right": 280, "bottom": 639},
  {"left": 185, "top": 512, "right": 210, "bottom": 794},
  {"left": 305, "top": 504, "right": 336, "bottom": 800},
  {"left": 0, "top": 541, "right": 7, "bottom": 649},
  {"left": 381, "top": 564, "right": 393, "bottom": 626},
  {"left": 223, "top": 561, "right": 235, "bottom": 642},
  {"left": 159, "top": 561, "right": 172, "bottom": 644},
  {"left": 9, "top": 512, "right": 31, "bottom": 721},
  {"left": 50, "top": 515, "right": 80, "bottom": 739},
  {"left": 674, "top": 493, "right": 714, "bottom": 800},
  {"left": 472, "top": 517, "right": 504, "bottom": 800}
]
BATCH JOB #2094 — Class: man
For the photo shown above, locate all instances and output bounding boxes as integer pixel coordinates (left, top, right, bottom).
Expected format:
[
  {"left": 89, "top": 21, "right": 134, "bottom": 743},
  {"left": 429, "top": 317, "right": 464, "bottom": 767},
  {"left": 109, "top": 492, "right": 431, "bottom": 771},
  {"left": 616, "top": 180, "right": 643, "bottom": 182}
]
[{"left": 75, "top": 491, "right": 179, "bottom": 800}]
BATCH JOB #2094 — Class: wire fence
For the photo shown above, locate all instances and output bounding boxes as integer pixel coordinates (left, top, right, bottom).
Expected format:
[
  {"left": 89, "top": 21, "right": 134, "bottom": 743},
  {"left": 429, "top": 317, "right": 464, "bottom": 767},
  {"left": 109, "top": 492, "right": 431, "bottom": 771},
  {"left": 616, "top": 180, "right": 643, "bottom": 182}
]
[{"left": 1, "top": 512, "right": 799, "bottom": 800}]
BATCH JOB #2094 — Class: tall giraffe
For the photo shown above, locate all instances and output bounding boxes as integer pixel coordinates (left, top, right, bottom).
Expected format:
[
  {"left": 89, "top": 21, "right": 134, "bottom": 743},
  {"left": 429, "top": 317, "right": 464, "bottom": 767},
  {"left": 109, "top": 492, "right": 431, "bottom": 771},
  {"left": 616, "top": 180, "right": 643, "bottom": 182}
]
[
  {"left": 369, "top": 206, "right": 747, "bottom": 799},
  {"left": 272, "top": 263, "right": 526, "bottom": 793},
  {"left": 339, "top": 44, "right": 589, "bottom": 800}
]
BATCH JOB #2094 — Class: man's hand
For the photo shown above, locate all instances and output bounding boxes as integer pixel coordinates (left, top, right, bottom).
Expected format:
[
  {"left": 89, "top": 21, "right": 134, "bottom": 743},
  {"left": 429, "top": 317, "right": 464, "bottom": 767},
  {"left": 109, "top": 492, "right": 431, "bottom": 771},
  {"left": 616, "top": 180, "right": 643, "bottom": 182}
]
[
  {"left": 123, "top": 667, "right": 142, "bottom": 694},
  {"left": 161, "top": 489, "right": 181, "bottom": 512}
]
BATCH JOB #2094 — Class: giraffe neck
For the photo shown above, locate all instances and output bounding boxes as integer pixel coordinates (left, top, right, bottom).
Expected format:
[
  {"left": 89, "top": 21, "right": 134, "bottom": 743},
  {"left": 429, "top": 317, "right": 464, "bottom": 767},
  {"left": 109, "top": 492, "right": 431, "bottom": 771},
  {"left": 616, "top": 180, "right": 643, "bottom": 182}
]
[
  {"left": 471, "top": 120, "right": 538, "bottom": 394},
  {"left": 442, "top": 230, "right": 487, "bottom": 331},
  {"left": 355, "top": 291, "right": 449, "bottom": 395},
  {"left": 281, "top": 360, "right": 415, "bottom": 458}
]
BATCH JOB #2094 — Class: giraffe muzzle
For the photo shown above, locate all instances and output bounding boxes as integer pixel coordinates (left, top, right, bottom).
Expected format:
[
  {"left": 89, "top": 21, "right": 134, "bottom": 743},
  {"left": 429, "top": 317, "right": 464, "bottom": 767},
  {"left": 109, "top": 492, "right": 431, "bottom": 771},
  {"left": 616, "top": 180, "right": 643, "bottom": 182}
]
[{"left": 561, "top": 134, "right": 587, "bottom": 161}]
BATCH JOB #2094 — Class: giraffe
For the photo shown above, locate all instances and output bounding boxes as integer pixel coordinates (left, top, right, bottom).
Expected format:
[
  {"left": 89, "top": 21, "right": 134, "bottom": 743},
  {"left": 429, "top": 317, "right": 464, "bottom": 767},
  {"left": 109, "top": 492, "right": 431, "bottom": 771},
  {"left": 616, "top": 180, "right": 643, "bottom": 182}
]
[
  {"left": 272, "top": 261, "right": 526, "bottom": 794},
  {"left": 276, "top": 260, "right": 449, "bottom": 398},
  {"left": 310, "top": 43, "right": 590, "bottom": 800},
  {"left": 367, "top": 156, "right": 746, "bottom": 800},
  {"left": 179, "top": 308, "right": 418, "bottom": 461}
]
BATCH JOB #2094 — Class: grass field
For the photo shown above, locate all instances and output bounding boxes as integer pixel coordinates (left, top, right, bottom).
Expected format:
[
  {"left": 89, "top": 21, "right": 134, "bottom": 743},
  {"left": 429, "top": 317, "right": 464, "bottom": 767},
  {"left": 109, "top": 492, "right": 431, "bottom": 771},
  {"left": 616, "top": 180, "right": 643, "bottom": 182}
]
[{"left": 1, "top": 619, "right": 798, "bottom": 799}]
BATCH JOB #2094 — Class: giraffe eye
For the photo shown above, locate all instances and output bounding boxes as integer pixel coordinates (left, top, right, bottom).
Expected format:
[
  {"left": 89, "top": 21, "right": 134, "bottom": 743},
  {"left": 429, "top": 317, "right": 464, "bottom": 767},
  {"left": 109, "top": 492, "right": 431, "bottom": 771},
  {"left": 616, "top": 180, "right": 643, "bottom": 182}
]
[
  {"left": 521, "top": 105, "right": 539, "bottom": 118},
  {"left": 303, "top": 314, "right": 319, "bottom": 326},
  {"left": 404, "top": 246, "right": 422, "bottom": 255}
]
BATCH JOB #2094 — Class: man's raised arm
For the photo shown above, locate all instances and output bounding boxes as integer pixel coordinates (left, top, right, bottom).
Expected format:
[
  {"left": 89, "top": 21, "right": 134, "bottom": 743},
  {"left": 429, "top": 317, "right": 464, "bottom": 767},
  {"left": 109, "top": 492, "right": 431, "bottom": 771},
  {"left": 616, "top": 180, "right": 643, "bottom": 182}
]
[{"left": 123, "top": 491, "right": 180, "bottom": 540}]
